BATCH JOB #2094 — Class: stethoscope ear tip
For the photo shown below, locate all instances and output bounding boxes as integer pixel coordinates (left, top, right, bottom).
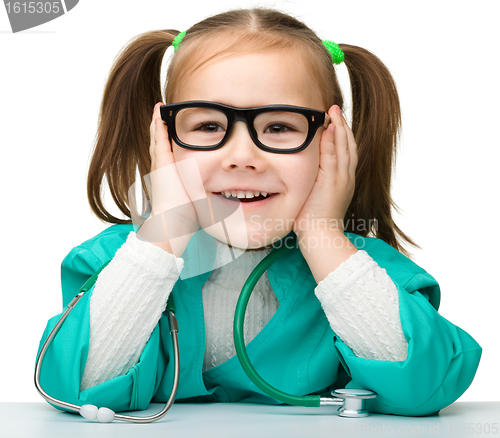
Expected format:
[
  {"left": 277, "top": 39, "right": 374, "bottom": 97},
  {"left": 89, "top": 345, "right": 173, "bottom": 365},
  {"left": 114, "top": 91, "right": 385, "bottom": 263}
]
[
  {"left": 79, "top": 404, "right": 98, "bottom": 420},
  {"left": 79, "top": 404, "right": 115, "bottom": 423}
]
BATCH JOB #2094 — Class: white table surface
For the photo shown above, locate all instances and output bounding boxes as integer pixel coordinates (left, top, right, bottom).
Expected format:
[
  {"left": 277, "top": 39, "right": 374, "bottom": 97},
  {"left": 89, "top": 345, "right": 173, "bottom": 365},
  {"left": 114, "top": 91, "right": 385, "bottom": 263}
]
[{"left": 1, "top": 401, "right": 499, "bottom": 438}]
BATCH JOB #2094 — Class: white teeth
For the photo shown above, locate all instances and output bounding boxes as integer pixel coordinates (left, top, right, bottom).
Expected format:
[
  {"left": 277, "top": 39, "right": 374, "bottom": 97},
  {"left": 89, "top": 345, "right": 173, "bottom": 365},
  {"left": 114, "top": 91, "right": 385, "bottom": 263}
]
[{"left": 220, "top": 191, "right": 271, "bottom": 198}]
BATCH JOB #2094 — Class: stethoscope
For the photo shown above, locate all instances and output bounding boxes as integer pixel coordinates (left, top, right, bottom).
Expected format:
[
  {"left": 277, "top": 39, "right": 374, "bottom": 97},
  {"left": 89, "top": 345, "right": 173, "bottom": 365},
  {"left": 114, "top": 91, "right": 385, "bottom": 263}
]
[{"left": 35, "top": 235, "right": 376, "bottom": 423}]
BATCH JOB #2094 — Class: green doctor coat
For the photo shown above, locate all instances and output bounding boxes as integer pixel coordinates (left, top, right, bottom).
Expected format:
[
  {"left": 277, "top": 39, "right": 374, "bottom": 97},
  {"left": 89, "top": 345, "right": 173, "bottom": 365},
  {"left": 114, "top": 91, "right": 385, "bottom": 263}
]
[{"left": 36, "top": 224, "right": 482, "bottom": 417}]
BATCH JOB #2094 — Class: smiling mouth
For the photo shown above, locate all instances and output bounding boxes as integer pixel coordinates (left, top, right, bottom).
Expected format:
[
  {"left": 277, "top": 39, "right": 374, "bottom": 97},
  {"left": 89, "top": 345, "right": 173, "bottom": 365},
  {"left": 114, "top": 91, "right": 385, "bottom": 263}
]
[{"left": 213, "top": 192, "right": 277, "bottom": 203}]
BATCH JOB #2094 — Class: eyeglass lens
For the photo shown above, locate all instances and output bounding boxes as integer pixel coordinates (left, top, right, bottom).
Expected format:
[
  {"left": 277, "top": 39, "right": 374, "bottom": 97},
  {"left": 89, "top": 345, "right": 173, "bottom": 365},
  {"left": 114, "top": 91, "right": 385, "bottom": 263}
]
[{"left": 175, "top": 107, "right": 309, "bottom": 149}]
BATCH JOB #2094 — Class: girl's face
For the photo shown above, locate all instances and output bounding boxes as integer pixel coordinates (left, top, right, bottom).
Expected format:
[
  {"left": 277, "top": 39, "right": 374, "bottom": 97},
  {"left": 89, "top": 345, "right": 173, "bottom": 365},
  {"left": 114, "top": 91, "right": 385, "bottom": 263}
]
[{"left": 172, "top": 49, "right": 327, "bottom": 249}]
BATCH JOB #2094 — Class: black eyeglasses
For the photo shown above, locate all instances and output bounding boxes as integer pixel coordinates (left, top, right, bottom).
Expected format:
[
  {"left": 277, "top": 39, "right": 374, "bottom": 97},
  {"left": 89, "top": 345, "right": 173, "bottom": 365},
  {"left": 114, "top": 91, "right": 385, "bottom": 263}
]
[{"left": 160, "top": 101, "right": 331, "bottom": 154}]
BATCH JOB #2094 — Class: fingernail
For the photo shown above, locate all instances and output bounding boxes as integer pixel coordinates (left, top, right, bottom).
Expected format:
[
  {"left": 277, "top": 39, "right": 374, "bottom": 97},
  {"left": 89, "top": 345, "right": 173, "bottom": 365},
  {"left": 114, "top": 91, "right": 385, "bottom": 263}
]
[{"left": 336, "top": 107, "right": 342, "bottom": 115}]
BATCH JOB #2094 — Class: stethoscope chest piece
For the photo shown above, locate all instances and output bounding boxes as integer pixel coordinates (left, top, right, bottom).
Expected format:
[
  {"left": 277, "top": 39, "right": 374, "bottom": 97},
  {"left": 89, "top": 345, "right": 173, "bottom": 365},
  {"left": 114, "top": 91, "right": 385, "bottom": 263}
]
[{"left": 331, "top": 389, "right": 377, "bottom": 418}]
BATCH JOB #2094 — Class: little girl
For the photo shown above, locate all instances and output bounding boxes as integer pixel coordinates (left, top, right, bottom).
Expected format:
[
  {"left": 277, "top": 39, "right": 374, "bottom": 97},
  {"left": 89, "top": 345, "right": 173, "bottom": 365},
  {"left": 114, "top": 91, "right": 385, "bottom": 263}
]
[{"left": 37, "top": 7, "right": 481, "bottom": 417}]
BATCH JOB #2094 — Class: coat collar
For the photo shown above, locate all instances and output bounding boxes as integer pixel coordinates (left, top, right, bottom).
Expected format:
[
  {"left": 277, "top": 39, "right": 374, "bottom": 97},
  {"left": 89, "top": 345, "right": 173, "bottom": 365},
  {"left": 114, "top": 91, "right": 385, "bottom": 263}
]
[{"left": 177, "top": 227, "right": 303, "bottom": 304}]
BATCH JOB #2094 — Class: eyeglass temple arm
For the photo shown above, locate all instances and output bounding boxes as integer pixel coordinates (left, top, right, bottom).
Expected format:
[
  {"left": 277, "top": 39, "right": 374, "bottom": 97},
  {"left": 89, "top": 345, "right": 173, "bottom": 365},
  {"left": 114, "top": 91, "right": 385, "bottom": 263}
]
[{"left": 323, "top": 113, "right": 332, "bottom": 128}]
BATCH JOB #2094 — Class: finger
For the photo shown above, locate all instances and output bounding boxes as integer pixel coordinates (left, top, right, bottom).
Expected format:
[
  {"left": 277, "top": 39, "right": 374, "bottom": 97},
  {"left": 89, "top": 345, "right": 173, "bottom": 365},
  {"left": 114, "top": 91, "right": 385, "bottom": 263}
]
[
  {"left": 150, "top": 102, "right": 163, "bottom": 140},
  {"left": 152, "top": 102, "right": 162, "bottom": 121},
  {"left": 153, "top": 115, "right": 174, "bottom": 169},
  {"left": 330, "top": 105, "right": 350, "bottom": 175},
  {"left": 340, "top": 115, "right": 358, "bottom": 180},
  {"left": 150, "top": 102, "right": 163, "bottom": 159},
  {"left": 150, "top": 102, "right": 174, "bottom": 170},
  {"left": 320, "top": 122, "right": 337, "bottom": 162}
]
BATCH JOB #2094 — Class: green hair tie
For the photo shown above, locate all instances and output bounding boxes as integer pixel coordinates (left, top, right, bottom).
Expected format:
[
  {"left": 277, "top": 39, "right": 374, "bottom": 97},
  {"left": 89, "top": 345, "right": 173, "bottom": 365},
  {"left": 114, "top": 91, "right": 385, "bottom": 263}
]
[
  {"left": 172, "top": 30, "right": 186, "bottom": 51},
  {"left": 322, "top": 40, "right": 344, "bottom": 65}
]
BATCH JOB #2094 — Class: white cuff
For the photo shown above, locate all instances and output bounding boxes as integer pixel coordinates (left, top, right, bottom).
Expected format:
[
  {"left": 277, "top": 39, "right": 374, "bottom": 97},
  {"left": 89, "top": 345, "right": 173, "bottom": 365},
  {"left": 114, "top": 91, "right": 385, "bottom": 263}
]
[{"left": 315, "top": 250, "right": 408, "bottom": 361}]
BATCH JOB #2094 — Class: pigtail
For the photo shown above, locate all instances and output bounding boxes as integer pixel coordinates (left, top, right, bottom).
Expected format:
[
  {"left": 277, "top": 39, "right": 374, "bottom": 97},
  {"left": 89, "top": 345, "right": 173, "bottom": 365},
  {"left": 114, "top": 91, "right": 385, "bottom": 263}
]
[
  {"left": 339, "top": 44, "right": 421, "bottom": 258},
  {"left": 87, "top": 29, "right": 180, "bottom": 224}
]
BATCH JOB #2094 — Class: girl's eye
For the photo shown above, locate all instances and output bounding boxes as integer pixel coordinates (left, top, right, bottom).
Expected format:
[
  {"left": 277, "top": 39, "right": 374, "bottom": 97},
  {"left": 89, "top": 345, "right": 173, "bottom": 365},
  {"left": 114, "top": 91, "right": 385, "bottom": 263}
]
[
  {"left": 264, "top": 123, "right": 294, "bottom": 134},
  {"left": 196, "top": 123, "right": 225, "bottom": 133}
]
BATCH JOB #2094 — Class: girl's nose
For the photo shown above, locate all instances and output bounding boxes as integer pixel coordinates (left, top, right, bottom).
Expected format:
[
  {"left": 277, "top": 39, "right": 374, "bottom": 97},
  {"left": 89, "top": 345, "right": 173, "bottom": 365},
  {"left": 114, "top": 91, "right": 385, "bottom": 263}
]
[{"left": 221, "top": 121, "right": 264, "bottom": 169}]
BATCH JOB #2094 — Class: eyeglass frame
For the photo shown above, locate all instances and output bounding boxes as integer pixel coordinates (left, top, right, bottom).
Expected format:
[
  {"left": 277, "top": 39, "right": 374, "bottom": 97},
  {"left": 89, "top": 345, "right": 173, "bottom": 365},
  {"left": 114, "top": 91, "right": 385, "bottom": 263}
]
[{"left": 160, "top": 100, "right": 332, "bottom": 154}]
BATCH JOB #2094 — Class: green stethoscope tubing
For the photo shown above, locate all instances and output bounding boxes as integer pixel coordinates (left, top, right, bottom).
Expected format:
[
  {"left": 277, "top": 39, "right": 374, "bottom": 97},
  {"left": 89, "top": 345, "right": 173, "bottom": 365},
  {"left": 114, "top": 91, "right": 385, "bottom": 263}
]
[
  {"left": 233, "top": 239, "right": 321, "bottom": 408},
  {"left": 95, "top": 238, "right": 320, "bottom": 407},
  {"left": 79, "top": 238, "right": 321, "bottom": 408}
]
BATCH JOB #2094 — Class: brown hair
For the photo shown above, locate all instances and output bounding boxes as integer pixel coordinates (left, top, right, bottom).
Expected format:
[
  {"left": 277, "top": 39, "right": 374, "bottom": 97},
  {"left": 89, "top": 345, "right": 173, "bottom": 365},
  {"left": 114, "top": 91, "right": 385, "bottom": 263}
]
[{"left": 87, "top": 7, "right": 421, "bottom": 258}]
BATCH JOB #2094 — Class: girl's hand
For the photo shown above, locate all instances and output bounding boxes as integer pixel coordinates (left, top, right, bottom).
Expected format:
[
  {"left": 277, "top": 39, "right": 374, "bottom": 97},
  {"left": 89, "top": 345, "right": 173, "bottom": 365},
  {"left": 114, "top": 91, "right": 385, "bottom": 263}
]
[
  {"left": 292, "top": 105, "right": 358, "bottom": 236},
  {"left": 137, "top": 102, "right": 199, "bottom": 256}
]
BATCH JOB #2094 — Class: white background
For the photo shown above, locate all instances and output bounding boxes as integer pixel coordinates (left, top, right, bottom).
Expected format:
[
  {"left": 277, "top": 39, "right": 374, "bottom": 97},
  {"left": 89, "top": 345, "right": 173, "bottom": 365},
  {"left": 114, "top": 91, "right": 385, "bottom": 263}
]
[{"left": 0, "top": 0, "right": 498, "bottom": 403}]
